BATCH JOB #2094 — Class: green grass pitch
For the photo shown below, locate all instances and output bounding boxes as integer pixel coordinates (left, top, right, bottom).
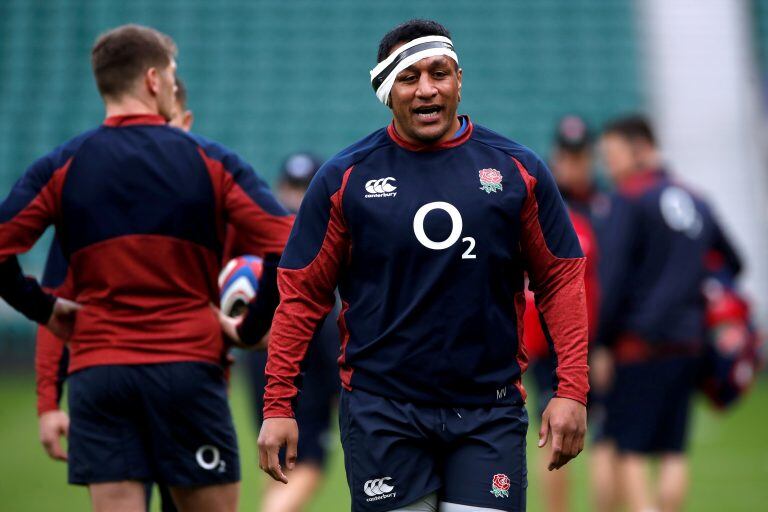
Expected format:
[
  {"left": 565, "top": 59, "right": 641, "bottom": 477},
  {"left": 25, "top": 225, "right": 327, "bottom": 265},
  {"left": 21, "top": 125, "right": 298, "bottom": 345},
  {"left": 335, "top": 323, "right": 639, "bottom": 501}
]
[{"left": 0, "top": 372, "right": 765, "bottom": 511}]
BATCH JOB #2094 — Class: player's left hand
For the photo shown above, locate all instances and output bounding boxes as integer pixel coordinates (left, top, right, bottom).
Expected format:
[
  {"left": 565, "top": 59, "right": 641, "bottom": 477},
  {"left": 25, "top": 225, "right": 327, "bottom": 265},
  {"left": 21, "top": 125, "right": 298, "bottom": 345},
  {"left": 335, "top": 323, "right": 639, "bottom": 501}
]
[
  {"left": 213, "top": 305, "right": 268, "bottom": 350},
  {"left": 46, "top": 298, "right": 82, "bottom": 340},
  {"left": 39, "top": 409, "right": 70, "bottom": 461},
  {"left": 538, "top": 396, "right": 587, "bottom": 471}
]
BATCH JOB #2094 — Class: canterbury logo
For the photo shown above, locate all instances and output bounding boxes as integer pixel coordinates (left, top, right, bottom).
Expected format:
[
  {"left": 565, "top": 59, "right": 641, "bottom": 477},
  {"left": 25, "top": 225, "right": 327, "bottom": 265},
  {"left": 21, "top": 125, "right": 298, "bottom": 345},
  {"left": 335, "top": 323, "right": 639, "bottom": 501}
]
[
  {"left": 364, "top": 177, "right": 397, "bottom": 198},
  {"left": 364, "top": 477, "right": 395, "bottom": 499}
]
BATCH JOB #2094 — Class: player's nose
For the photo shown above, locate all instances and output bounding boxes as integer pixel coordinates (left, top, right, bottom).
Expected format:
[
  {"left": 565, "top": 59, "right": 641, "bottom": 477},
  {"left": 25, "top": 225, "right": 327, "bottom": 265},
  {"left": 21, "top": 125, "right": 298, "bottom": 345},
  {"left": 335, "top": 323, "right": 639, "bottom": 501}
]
[{"left": 414, "top": 73, "right": 438, "bottom": 99}]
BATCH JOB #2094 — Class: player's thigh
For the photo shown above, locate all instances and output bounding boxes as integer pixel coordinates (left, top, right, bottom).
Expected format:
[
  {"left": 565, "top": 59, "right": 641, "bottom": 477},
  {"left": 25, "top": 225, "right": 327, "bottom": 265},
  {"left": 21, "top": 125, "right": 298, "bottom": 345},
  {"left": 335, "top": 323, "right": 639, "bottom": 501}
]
[
  {"left": 169, "top": 481, "right": 239, "bottom": 512},
  {"left": 441, "top": 404, "right": 528, "bottom": 512},
  {"left": 340, "top": 388, "right": 440, "bottom": 512},
  {"left": 89, "top": 480, "right": 147, "bottom": 512},
  {"left": 142, "top": 362, "right": 240, "bottom": 488},
  {"left": 67, "top": 366, "right": 152, "bottom": 485}
]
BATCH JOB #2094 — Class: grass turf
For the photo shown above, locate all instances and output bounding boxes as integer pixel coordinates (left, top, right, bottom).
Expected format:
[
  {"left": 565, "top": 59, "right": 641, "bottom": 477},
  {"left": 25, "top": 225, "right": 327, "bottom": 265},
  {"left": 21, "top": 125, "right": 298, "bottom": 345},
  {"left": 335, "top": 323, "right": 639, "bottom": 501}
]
[{"left": 0, "top": 372, "right": 765, "bottom": 511}]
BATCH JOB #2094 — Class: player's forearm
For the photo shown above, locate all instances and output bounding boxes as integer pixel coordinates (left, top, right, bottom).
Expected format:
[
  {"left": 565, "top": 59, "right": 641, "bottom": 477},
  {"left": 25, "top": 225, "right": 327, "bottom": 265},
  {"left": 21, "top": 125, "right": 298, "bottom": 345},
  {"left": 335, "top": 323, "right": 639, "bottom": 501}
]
[
  {"left": 35, "top": 327, "right": 67, "bottom": 415},
  {"left": 263, "top": 268, "right": 337, "bottom": 418},
  {"left": 536, "top": 257, "right": 590, "bottom": 404},
  {"left": 0, "top": 256, "right": 56, "bottom": 324}
]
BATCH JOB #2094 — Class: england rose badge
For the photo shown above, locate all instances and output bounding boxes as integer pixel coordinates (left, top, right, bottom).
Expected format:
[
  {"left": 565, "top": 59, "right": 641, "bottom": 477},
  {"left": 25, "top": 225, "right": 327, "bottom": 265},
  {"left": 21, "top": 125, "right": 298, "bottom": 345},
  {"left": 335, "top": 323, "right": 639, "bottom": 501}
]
[
  {"left": 490, "top": 473, "right": 511, "bottom": 498},
  {"left": 479, "top": 168, "right": 503, "bottom": 194}
]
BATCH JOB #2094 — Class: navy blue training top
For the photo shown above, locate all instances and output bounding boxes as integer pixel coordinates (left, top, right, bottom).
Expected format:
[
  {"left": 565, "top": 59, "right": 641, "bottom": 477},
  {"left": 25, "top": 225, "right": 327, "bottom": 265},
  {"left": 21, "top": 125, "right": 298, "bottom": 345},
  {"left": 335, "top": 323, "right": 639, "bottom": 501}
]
[{"left": 264, "top": 117, "right": 589, "bottom": 417}]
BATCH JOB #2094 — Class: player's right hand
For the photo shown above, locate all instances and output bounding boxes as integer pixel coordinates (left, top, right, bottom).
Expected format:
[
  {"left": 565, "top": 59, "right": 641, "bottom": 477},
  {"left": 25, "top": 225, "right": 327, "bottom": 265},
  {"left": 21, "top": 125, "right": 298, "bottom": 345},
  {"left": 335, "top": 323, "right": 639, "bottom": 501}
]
[
  {"left": 46, "top": 298, "right": 82, "bottom": 340},
  {"left": 39, "top": 409, "right": 69, "bottom": 461},
  {"left": 257, "top": 417, "right": 298, "bottom": 484}
]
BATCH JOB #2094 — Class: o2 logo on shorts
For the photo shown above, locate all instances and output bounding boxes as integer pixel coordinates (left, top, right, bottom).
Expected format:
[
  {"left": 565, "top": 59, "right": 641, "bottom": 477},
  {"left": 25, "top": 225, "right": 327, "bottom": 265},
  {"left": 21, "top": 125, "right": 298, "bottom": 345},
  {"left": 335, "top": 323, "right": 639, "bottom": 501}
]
[
  {"left": 196, "top": 445, "right": 226, "bottom": 473},
  {"left": 413, "top": 202, "right": 476, "bottom": 259}
]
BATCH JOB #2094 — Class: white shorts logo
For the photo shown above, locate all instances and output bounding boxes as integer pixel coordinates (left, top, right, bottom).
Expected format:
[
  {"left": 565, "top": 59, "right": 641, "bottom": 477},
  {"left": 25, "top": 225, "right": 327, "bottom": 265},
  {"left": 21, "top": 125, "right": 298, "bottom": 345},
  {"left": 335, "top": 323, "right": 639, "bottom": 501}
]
[
  {"left": 196, "top": 445, "right": 226, "bottom": 473},
  {"left": 364, "top": 477, "right": 397, "bottom": 502},
  {"left": 365, "top": 177, "right": 397, "bottom": 198}
]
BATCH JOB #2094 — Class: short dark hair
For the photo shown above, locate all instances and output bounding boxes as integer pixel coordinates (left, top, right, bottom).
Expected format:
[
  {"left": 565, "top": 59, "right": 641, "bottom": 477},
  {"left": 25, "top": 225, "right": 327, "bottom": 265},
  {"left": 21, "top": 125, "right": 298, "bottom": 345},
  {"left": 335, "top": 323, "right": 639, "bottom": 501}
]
[
  {"left": 175, "top": 77, "right": 187, "bottom": 108},
  {"left": 377, "top": 19, "right": 451, "bottom": 63},
  {"left": 603, "top": 114, "right": 656, "bottom": 146},
  {"left": 91, "top": 24, "right": 177, "bottom": 99}
]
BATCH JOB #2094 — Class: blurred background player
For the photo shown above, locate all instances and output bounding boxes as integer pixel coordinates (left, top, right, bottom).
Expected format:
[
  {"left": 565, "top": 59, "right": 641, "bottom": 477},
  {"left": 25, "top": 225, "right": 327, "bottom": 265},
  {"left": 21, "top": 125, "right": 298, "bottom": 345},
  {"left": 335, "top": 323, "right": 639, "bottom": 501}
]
[
  {"left": 35, "top": 77, "right": 196, "bottom": 512},
  {"left": 241, "top": 152, "right": 342, "bottom": 512},
  {"left": 524, "top": 115, "right": 606, "bottom": 512},
  {"left": 594, "top": 114, "right": 742, "bottom": 512},
  {"left": 0, "top": 24, "right": 292, "bottom": 512}
]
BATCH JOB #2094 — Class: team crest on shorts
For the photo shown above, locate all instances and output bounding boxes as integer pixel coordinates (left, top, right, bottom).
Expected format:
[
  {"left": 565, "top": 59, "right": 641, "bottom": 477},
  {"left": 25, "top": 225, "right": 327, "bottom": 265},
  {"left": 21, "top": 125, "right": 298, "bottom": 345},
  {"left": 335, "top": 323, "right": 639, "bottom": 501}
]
[
  {"left": 479, "top": 168, "right": 503, "bottom": 194},
  {"left": 490, "top": 473, "right": 511, "bottom": 498}
]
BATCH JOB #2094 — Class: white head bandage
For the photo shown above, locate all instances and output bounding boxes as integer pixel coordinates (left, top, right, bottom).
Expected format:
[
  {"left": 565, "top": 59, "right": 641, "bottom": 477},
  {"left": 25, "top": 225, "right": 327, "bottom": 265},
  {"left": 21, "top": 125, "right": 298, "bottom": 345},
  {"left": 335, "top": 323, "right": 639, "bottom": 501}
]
[{"left": 370, "top": 35, "right": 458, "bottom": 106}]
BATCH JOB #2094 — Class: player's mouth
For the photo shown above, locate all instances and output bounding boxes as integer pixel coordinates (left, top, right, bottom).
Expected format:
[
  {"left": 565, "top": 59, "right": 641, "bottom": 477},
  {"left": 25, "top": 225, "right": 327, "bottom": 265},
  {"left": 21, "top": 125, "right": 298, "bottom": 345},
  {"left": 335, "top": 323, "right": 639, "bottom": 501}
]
[{"left": 412, "top": 105, "right": 443, "bottom": 123}]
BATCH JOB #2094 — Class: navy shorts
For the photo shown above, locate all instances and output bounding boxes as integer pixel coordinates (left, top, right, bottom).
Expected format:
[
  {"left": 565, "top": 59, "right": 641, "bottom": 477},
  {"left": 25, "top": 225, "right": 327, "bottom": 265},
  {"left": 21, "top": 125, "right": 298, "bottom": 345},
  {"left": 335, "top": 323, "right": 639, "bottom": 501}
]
[
  {"left": 605, "top": 355, "right": 698, "bottom": 454},
  {"left": 340, "top": 388, "right": 528, "bottom": 512},
  {"left": 67, "top": 362, "right": 240, "bottom": 486},
  {"left": 248, "top": 306, "right": 340, "bottom": 467}
]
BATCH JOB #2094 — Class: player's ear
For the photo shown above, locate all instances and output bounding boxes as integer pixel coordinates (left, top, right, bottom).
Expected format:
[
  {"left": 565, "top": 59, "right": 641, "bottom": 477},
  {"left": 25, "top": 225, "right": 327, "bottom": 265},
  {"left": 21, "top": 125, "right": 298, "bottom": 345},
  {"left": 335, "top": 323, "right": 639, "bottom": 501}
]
[
  {"left": 457, "top": 67, "right": 463, "bottom": 103},
  {"left": 145, "top": 67, "right": 160, "bottom": 96},
  {"left": 183, "top": 111, "right": 194, "bottom": 132}
]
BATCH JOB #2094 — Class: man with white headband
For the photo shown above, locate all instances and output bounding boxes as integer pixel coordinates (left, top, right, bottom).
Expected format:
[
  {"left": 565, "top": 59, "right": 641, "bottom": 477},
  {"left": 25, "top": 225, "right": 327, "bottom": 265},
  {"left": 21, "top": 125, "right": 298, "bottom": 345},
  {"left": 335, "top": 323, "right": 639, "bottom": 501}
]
[{"left": 256, "top": 19, "right": 589, "bottom": 512}]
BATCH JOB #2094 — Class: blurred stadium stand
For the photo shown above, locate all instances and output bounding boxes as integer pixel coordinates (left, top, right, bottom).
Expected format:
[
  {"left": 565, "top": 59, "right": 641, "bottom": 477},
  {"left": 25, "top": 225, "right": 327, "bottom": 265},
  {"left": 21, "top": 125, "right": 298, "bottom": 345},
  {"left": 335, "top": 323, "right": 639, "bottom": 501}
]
[{"left": 0, "top": 0, "right": 644, "bottom": 349}]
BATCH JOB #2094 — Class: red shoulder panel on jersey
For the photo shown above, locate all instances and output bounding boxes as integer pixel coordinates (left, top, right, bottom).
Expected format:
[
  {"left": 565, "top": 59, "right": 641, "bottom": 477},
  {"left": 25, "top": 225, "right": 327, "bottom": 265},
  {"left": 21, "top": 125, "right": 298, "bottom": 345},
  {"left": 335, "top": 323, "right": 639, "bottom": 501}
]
[{"left": 264, "top": 166, "right": 353, "bottom": 419}]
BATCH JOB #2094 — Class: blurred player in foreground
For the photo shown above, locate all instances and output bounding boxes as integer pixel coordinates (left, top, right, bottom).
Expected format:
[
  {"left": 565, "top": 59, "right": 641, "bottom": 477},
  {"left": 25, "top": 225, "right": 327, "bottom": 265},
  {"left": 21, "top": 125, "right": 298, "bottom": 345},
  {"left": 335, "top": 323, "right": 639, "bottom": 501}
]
[
  {"left": 254, "top": 18, "right": 589, "bottom": 512},
  {"left": 35, "top": 77, "right": 196, "bottom": 512},
  {"left": 524, "top": 115, "right": 605, "bottom": 512},
  {"left": 0, "top": 24, "right": 292, "bottom": 512},
  {"left": 245, "top": 153, "right": 342, "bottom": 512},
  {"left": 595, "top": 115, "right": 741, "bottom": 512}
]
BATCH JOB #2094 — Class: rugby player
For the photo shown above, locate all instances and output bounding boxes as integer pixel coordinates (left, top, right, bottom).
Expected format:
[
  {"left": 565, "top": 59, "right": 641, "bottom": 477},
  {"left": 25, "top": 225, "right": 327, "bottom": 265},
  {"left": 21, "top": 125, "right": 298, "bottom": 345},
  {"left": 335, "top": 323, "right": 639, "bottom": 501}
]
[
  {"left": 253, "top": 19, "right": 589, "bottom": 512},
  {"left": 0, "top": 25, "right": 292, "bottom": 512},
  {"left": 524, "top": 115, "right": 603, "bottom": 512},
  {"left": 596, "top": 115, "right": 742, "bottom": 512},
  {"left": 35, "top": 78, "right": 197, "bottom": 512},
  {"left": 244, "top": 152, "right": 342, "bottom": 512}
]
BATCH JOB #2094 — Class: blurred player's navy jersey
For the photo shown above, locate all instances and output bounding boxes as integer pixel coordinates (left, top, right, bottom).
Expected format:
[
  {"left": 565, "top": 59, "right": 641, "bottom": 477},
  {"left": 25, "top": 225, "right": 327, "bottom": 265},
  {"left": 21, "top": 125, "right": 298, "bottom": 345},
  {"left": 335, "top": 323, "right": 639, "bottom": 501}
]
[
  {"left": 0, "top": 114, "right": 293, "bottom": 374},
  {"left": 595, "top": 168, "right": 741, "bottom": 353},
  {"left": 265, "top": 116, "right": 589, "bottom": 418}
]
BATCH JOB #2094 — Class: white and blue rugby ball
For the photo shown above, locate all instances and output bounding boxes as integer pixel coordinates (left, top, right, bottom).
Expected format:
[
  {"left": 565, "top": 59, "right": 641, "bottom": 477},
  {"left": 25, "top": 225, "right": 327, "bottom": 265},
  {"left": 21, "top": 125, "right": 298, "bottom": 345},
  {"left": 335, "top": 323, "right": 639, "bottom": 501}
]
[{"left": 218, "top": 255, "right": 264, "bottom": 317}]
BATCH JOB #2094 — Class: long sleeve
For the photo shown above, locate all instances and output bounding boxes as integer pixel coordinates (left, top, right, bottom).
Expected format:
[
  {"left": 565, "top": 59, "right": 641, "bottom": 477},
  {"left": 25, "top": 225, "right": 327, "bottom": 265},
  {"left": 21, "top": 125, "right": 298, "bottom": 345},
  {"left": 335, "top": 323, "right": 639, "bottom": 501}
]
[
  {"left": 0, "top": 153, "right": 70, "bottom": 321},
  {"left": 35, "top": 327, "right": 68, "bottom": 415},
  {"left": 514, "top": 156, "right": 589, "bottom": 405},
  {"left": 263, "top": 165, "right": 352, "bottom": 419}
]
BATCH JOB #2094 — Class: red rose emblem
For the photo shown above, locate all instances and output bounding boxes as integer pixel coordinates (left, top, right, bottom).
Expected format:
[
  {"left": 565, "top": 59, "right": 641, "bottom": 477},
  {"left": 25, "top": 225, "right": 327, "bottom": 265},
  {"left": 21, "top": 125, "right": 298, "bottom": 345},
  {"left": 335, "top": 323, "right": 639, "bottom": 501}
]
[
  {"left": 492, "top": 473, "right": 511, "bottom": 491},
  {"left": 479, "top": 168, "right": 503, "bottom": 184}
]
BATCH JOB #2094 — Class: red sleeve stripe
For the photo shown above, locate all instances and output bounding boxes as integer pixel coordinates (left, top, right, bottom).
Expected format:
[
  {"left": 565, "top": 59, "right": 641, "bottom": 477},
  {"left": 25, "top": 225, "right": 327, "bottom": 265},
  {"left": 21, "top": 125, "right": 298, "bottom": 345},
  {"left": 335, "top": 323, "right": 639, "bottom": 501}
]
[
  {"left": 514, "top": 158, "right": 589, "bottom": 405},
  {"left": 35, "top": 326, "right": 66, "bottom": 415},
  {"left": 264, "top": 167, "right": 353, "bottom": 419},
  {"left": 0, "top": 158, "right": 72, "bottom": 262}
]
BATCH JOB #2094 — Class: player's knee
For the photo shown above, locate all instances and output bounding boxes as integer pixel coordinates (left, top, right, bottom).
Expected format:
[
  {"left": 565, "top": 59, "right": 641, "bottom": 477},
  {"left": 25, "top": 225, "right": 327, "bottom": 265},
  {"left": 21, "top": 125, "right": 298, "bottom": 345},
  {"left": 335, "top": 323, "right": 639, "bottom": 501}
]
[
  {"left": 389, "top": 492, "right": 438, "bottom": 511},
  {"left": 440, "top": 501, "right": 507, "bottom": 512}
]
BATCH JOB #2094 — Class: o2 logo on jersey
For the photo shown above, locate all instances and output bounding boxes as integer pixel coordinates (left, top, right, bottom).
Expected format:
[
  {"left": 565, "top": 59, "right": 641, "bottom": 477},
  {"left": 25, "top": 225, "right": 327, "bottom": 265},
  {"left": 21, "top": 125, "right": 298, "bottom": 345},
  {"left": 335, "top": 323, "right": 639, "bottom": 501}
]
[
  {"left": 196, "top": 445, "right": 227, "bottom": 473},
  {"left": 412, "top": 201, "right": 476, "bottom": 259},
  {"left": 660, "top": 187, "right": 702, "bottom": 238}
]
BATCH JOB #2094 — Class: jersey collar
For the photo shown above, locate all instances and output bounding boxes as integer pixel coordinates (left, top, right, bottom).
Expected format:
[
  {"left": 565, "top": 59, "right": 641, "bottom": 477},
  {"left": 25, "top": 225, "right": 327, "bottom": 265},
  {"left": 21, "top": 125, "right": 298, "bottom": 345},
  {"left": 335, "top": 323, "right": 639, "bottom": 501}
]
[
  {"left": 104, "top": 114, "right": 167, "bottom": 127},
  {"left": 387, "top": 115, "right": 473, "bottom": 152}
]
